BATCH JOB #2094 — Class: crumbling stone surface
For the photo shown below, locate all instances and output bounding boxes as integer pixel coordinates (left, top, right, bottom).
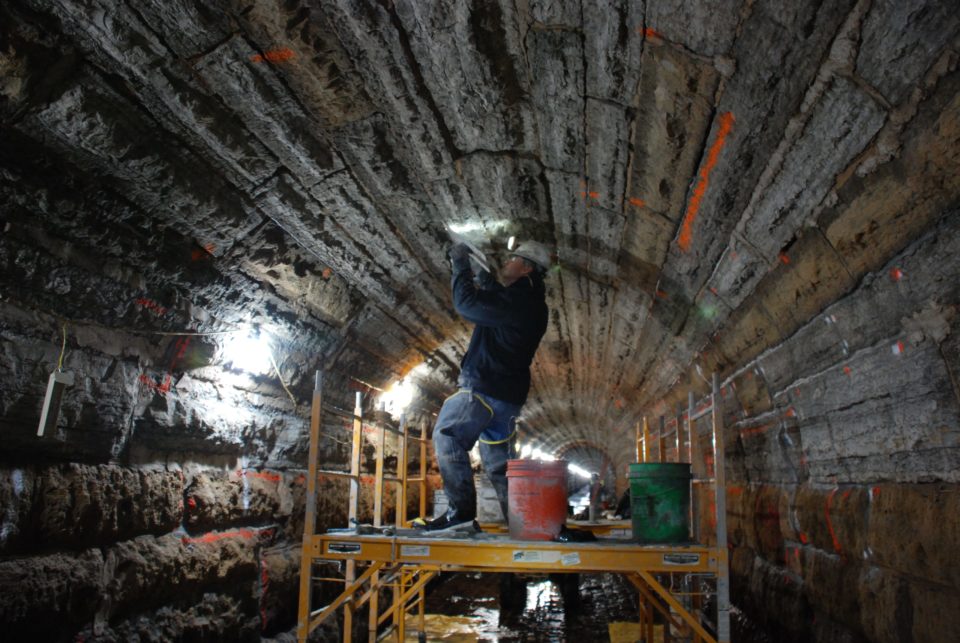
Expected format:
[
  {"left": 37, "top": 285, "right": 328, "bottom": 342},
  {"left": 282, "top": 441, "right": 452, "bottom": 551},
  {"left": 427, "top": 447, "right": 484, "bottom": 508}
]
[
  {"left": 0, "top": 548, "right": 105, "bottom": 640},
  {"left": 0, "top": 464, "right": 182, "bottom": 554}
]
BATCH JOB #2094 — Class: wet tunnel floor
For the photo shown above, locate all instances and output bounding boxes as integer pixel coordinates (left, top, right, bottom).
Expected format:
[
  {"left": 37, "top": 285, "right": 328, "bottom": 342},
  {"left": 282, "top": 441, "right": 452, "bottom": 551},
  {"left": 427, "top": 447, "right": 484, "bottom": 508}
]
[
  {"left": 411, "top": 571, "right": 647, "bottom": 641},
  {"left": 403, "top": 571, "right": 774, "bottom": 642}
]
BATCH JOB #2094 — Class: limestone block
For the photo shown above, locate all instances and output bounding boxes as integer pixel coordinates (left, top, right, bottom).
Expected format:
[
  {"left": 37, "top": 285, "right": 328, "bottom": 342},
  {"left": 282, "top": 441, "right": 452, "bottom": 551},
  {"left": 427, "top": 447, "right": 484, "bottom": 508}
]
[
  {"left": 583, "top": 0, "right": 645, "bottom": 104},
  {"left": 258, "top": 544, "right": 300, "bottom": 632},
  {"left": 312, "top": 0, "right": 455, "bottom": 180},
  {"left": 456, "top": 153, "right": 553, "bottom": 228},
  {"left": 823, "top": 70, "right": 960, "bottom": 278},
  {"left": 665, "top": 0, "right": 855, "bottom": 297},
  {"left": 644, "top": 0, "right": 740, "bottom": 56},
  {"left": 527, "top": 28, "right": 584, "bottom": 173},
  {"left": 225, "top": 0, "right": 376, "bottom": 127},
  {"left": 741, "top": 552, "right": 812, "bottom": 642},
  {"left": 857, "top": 0, "right": 960, "bottom": 106},
  {"left": 857, "top": 565, "right": 911, "bottom": 643},
  {"left": 758, "top": 213, "right": 960, "bottom": 396},
  {"left": 0, "top": 327, "right": 142, "bottom": 460},
  {"left": 194, "top": 35, "right": 342, "bottom": 188},
  {"left": 16, "top": 73, "right": 260, "bottom": 251},
  {"left": 779, "top": 339, "right": 960, "bottom": 484},
  {"left": 184, "top": 469, "right": 288, "bottom": 532},
  {"left": 800, "top": 547, "right": 863, "bottom": 631},
  {"left": 30, "top": 465, "right": 182, "bottom": 550},
  {"left": 908, "top": 576, "right": 960, "bottom": 643},
  {"left": 585, "top": 99, "right": 629, "bottom": 213},
  {"left": 26, "top": 0, "right": 280, "bottom": 191},
  {"left": 713, "top": 297, "right": 781, "bottom": 367},
  {"left": 85, "top": 592, "right": 260, "bottom": 643},
  {"left": 738, "top": 76, "right": 887, "bottom": 259},
  {"left": 237, "top": 223, "right": 364, "bottom": 328},
  {"left": 254, "top": 173, "right": 395, "bottom": 304},
  {"left": 526, "top": 0, "right": 581, "bottom": 26},
  {"left": 627, "top": 45, "right": 719, "bottom": 221},
  {"left": 0, "top": 548, "right": 104, "bottom": 638},
  {"left": 396, "top": 0, "right": 536, "bottom": 154},
  {"left": 308, "top": 171, "right": 423, "bottom": 285},
  {"left": 103, "top": 532, "right": 259, "bottom": 616},
  {"left": 793, "top": 485, "right": 868, "bottom": 560},
  {"left": 749, "top": 229, "right": 857, "bottom": 336},
  {"left": 866, "top": 483, "right": 960, "bottom": 588}
]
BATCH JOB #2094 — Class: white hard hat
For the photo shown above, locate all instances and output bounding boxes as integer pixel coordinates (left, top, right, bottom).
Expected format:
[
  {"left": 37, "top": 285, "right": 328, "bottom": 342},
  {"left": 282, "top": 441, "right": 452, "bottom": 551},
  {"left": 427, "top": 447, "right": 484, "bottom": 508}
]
[{"left": 511, "top": 241, "right": 552, "bottom": 272}]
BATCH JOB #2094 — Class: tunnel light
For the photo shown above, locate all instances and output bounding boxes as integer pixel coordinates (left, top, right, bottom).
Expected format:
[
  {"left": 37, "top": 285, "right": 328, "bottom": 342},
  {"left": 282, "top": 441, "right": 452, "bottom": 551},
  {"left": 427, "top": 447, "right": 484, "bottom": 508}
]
[
  {"left": 567, "top": 463, "right": 593, "bottom": 479},
  {"left": 447, "top": 220, "right": 510, "bottom": 235},
  {"left": 507, "top": 236, "right": 516, "bottom": 250},
  {"left": 223, "top": 331, "right": 273, "bottom": 374},
  {"left": 531, "top": 447, "right": 555, "bottom": 461},
  {"left": 519, "top": 444, "right": 532, "bottom": 458},
  {"left": 379, "top": 378, "right": 415, "bottom": 419}
]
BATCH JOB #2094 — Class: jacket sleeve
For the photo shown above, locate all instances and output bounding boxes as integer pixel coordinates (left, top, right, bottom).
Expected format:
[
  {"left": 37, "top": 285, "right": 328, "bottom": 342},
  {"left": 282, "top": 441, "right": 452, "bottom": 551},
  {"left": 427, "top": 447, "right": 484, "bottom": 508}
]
[{"left": 451, "top": 265, "right": 517, "bottom": 327}]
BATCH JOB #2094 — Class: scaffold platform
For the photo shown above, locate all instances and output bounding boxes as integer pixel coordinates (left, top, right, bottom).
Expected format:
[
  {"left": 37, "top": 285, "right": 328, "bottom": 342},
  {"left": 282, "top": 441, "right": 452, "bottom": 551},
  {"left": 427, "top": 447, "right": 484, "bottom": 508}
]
[{"left": 297, "top": 371, "right": 731, "bottom": 643}]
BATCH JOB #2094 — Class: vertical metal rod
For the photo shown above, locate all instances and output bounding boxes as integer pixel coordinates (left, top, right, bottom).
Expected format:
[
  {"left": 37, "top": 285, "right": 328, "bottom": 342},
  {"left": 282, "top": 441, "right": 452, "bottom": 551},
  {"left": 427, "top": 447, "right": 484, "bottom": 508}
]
[
  {"left": 688, "top": 391, "right": 699, "bottom": 544},
  {"left": 712, "top": 373, "right": 731, "bottom": 643},
  {"left": 397, "top": 413, "right": 408, "bottom": 528},
  {"left": 658, "top": 416, "right": 667, "bottom": 463},
  {"left": 635, "top": 420, "right": 642, "bottom": 463},
  {"left": 297, "top": 371, "right": 322, "bottom": 642},
  {"left": 642, "top": 416, "right": 651, "bottom": 463},
  {"left": 369, "top": 404, "right": 386, "bottom": 642},
  {"left": 373, "top": 404, "right": 385, "bottom": 528},
  {"left": 419, "top": 419, "right": 427, "bottom": 519},
  {"left": 344, "top": 392, "right": 363, "bottom": 643},
  {"left": 675, "top": 406, "right": 683, "bottom": 463}
]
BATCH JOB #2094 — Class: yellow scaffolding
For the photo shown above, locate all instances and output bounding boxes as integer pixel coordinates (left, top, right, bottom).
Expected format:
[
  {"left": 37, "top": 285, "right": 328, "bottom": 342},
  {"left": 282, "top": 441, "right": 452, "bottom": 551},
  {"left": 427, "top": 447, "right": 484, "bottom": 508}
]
[{"left": 297, "top": 371, "right": 731, "bottom": 643}]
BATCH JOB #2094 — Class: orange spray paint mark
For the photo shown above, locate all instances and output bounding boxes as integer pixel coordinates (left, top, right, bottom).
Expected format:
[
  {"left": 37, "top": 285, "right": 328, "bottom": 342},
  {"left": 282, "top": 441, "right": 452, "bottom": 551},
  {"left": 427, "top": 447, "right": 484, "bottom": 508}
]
[
  {"left": 259, "top": 558, "right": 270, "bottom": 630},
  {"left": 182, "top": 528, "right": 258, "bottom": 545},
  {"left": 740, "top": 423, "right": 773, "bottom": 438},
  {"left": 640, "top": 27, "right": 663, "bottom": 40},
  {"left": 677, "top": 112, "right": 735, "bottom": 251},
  {"left": 799, "top": 531, "right": 809, "bottom": 544},
  {"left": 825, "top": 488, "right": 842, "bottom": 555},
  {"left": 250, "top": 48, "right": 295, "bottom": 63},
  {"left": 135, "top": 297, "right": 168, "bottom": 316},
  {"left": 628, "top": 197, "right": 646, "bottom": 208},
  {"left": 890, "top": 267, "right": 903, "bottom": 282},
  {"left": 321, "top": 267, "right": 333, "bottom": 279},
  {"left": 843, "top": 365, "right": 852, "bottom": 376},
  {"left": 243, "top": 470, "right": 282, "bottom": 483},
  {"left": 779, "top": 252, "right": 790, "bottom": 265},
  {"left": 656, "top": 289, "right": 668, "bottom": 299}
]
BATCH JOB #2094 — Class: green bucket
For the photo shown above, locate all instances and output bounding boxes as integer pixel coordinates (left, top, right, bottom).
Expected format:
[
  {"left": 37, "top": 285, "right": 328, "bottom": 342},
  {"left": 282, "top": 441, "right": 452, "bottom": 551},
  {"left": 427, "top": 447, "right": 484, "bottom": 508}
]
[{"left": 628, "top": 463, "right": 692, "bottom": 543}]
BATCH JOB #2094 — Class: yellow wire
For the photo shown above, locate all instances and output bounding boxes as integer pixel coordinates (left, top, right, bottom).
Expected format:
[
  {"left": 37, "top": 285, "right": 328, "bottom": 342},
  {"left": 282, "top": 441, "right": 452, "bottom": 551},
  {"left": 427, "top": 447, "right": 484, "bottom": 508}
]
[
  {"left": 57, "top": 323, "right": 67, "bottom": 371},
  {"left": 268, "top": 349, "right": 298, "bottom": 408}
]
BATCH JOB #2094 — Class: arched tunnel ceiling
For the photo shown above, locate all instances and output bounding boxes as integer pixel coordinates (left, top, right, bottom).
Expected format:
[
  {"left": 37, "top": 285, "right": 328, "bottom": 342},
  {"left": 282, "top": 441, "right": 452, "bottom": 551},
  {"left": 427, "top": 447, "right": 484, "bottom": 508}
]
[{"left": 1, "top": 0, "right": 959, "bottom": 474}]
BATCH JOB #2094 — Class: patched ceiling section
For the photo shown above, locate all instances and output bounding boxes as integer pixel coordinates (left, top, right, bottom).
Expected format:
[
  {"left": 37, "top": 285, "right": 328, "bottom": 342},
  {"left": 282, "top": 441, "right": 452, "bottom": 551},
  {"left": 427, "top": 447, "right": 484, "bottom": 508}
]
[{"left": 2, "top": 0, "right": 958, "bottom": 474}]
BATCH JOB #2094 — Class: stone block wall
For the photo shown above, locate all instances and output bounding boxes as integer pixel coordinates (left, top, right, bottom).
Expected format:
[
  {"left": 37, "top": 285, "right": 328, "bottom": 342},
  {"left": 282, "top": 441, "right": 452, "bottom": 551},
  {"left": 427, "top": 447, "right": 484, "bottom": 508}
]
[{"left": 650, "top": 212, "right": 960, "bottom": 642}]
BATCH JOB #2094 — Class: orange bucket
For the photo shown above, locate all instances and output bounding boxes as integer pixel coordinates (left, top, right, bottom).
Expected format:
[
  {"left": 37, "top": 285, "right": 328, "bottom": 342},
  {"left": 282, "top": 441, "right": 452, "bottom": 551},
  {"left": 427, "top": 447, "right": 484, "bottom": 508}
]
[{"left": 506, "top": 459, "right": 568, "bottom": 540}]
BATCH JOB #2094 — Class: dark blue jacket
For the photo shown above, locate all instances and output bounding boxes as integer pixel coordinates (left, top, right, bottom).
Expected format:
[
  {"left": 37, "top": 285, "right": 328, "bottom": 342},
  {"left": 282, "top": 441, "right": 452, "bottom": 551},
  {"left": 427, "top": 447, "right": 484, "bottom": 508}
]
[{"left": 451, "top": 259, "right": 548, "bottom": 405}]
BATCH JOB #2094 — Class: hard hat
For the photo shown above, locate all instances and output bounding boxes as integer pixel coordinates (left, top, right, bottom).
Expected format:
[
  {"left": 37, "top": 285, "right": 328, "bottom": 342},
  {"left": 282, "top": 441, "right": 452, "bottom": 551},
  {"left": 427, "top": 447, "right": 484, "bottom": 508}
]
[{"left": 511, "top": 241, "right": 552, "bottom": 272}]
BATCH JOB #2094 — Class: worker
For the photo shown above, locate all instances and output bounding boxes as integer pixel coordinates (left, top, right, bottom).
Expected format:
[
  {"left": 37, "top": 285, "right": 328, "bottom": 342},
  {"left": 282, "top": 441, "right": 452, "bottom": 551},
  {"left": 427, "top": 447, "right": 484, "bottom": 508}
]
[{"left": 422, "top": 240, "right": 551, "bottom": 531}]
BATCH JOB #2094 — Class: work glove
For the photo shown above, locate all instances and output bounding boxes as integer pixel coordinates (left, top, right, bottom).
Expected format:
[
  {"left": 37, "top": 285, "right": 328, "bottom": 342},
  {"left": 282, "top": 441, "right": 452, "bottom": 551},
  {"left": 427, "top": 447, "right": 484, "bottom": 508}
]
[
  {"left": 448, "top": 243, "right": 472, "bottom": 271},
  {"left": 448, "top": 243, "right": 471, "bottom": 263}
]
